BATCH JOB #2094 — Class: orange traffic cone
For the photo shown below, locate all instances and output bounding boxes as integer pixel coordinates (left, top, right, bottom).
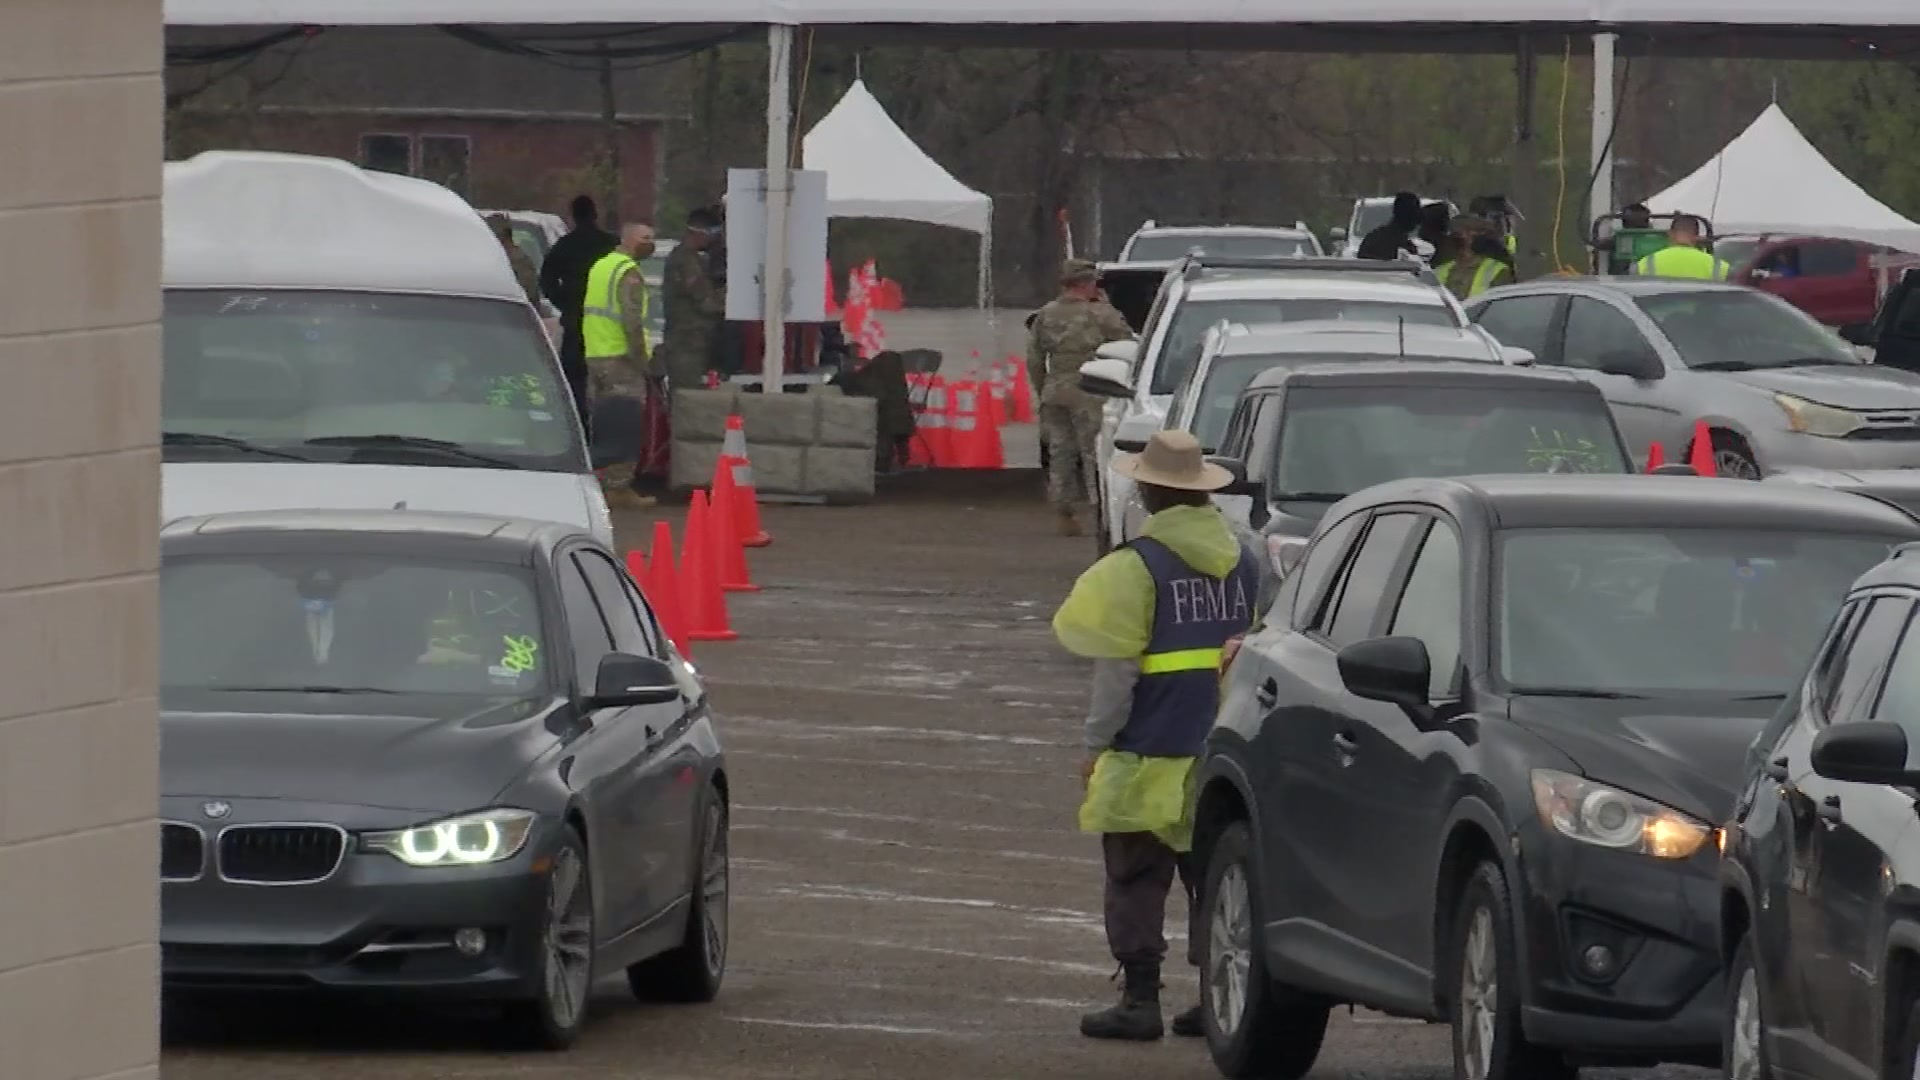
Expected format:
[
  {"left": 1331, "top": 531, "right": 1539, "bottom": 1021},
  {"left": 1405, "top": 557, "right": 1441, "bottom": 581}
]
[
  {"left": 986, "top": 358, "right": 1011, "bottom": 427},
  {"left": 710, "top": 464, "right": 760, "bottom": 594},
  {"left": 642, "top": 525, "right": 690, "bottom": 657},
  {"left": 1645, "top": 441, "right": 1665, "bottom": 472},
  {"left": 1007, "top": 356, "right": 1037, "bottom": 423},
  {"left": 958, "top": 378, "right": 1004, "bottom": 469},
  {"left": 718, "top": 414, "right": 772, "bottom": 547},
  {"left": 679, "top": 491, "right": 737, "bottom": 642},
  {"left": 1688, "top": 421, "right": 1717, "bottom": 477},
  {"left": 919, "top": 375, "right": 953, "bottom": 466}
]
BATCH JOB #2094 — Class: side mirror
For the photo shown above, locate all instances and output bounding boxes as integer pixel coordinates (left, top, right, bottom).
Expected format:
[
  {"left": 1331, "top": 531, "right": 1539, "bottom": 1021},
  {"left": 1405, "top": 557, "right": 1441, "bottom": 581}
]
[
  {"left": 1209, "top": 455, "right": 1262, "bottom": 498},
  {"left": 1810, "top": 721, "right": 1916, "bottom": 786},
  {"left": 585, "top": 652, "right": 682, "bottom": 709},
  {"left": 1499, "top": 346, "right": 1536, "bottom": 366},
  {"left": 1078, "top": 357, "right": 1135, "bottom": 399},
  {"left": 1337, "top": 636, "right": 1433, "bottom": 722},
  {"left": 1596, "top": 349, "right": 1663, "bottom": 380},
  {"left": 1112, "top": 415, "right": 1159, "bottom": 454},
  {"left": 1095, "top": 340, "right": 1140, "bottom": 365},
  {"left": 1265, "top": 534, "right": 1308, "bottom": 580},
  {"left": 1329, "top": 226, "right": 1348, "bottom": 243},
  {"left": 1840, "top": 323, "right": 1876, "bottom": 347}
]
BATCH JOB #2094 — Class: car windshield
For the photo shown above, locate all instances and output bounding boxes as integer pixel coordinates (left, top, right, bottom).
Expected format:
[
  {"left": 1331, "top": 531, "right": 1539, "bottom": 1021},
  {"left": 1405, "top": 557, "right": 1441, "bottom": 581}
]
[
  {"left": 1713, "top": 238, "right": 1761, "bottom": 271},
  {"left": 1498, "top": 528, "right": 1900, "bottom": 697},
  {"left": 1352, "top": 203, "right": 1394, "bottom": 236},
  {"left": 1153, "top": 298, "right": 1457, "bottom": 395},
  {"left": 1265, "top": 385, "right": 1628, "bottom": 497},
  {"left": 162, "top": 554, "right": 548, "bottom": 698},
  {"left": 162, "top": 289, "right": 584, "bottom": 471},
  {"left": 1126, "top": 233, "right": 1314, "bottom": 262},
  {"left": 1633, "top": 290, "right": 1859, "bottom": 371}
]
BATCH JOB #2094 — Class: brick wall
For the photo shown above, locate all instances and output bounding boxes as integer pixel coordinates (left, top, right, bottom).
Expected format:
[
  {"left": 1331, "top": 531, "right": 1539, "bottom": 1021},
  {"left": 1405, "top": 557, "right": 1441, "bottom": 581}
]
[{"left": 0, "top": 1, "right": 163, "bottom": 1078}]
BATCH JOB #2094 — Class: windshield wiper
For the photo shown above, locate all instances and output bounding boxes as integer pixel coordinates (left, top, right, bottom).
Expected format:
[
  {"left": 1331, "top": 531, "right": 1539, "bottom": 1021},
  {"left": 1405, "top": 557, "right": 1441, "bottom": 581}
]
[
  {"left": 303, "top": 435, "right": 520, "bottom": 469},
  {"left": 1513, "top": 688, "right": 1650, "bottom": 700},
  {"left": 202, "top": 685, "right": 405, "bottom": 695},
  {"left": 1775, "top": 356, "right": 1857, "bottom": 368},
  {"left": 1270, "top": 491, "right": 1348, "bottom": 502},
  {"left": 162, "top": 431, "right": 310, "bottom": 462},
  {"left": 1686, "top": 359, "right": 1760, "bottom": 372}
]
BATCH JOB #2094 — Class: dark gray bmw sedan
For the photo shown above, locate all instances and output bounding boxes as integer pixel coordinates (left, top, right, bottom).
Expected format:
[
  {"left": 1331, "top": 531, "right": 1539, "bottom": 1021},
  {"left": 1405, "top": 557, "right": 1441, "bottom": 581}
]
[{"left": 157, "top": 509, "right": 728, "bottom": 1049}]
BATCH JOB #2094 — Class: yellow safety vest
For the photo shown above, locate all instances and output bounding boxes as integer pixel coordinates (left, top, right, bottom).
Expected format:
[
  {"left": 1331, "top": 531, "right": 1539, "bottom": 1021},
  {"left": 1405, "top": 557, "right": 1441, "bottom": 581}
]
[
  {"left": 582, "top": 251, "right": 650, "bottom": 361},
  {"left": 1080, "top": 751, "right": 1200, "bottom": 852},
  {"left": 1432, "top": 258, "right": 1509, "bottom": 299},
  {"left": 1634, "top": 245, "right": 1731, "bottom": 281}
]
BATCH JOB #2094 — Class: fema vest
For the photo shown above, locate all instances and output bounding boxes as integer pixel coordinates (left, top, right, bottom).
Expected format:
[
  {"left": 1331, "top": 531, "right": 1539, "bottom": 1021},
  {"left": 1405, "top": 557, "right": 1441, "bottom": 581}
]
[
  {"left": 1432, "top": 258, "right": 1509, "bottom": 299},
  {"left": 582, "top": 251, "right": 650, "bottom": 360},
  {"left": 1113, "top": 537, "right": 1260, "bottom": 758},
  {"left": 1634, "top": 245, "right": 1731, "bottom": 281}
]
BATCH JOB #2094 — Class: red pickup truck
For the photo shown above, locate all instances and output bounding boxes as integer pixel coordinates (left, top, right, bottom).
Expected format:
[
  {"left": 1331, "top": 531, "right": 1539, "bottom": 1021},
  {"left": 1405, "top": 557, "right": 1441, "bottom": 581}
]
[{"left": 1717, "top": 233, "right": 1920, "bottom": 332}]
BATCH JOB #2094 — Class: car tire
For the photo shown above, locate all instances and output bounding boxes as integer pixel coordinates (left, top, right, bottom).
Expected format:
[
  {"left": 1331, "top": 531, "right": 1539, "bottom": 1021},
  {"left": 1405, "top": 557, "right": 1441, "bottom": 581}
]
[
  {"left": 1201, "top": 820, "right": 1330, "bottom": 1080},
  {"left": 504, "top": 825, "right": 595, "bottom": 1050},
  {"left": 1708, "top": 429, "right": 1762, "bottom": 480},
  {"left": 628, "top": 794, "right": 729, "bottom": 1003},
  {"left": 1723, "top": 933, "right": 1774, "bottom": 1080},
  {"left": 1449, "top": 861, "right": 1575, "bottom": 1080}
]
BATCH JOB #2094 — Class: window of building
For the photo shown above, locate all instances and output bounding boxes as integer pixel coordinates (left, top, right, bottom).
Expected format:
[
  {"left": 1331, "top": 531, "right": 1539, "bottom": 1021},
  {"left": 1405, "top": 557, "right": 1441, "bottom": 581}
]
[
  {"left": 418, "top": 135, "right": 472, "bottom": 198},
  {"left": 358, "top": 133, "right": 413, "bottom": 176}
]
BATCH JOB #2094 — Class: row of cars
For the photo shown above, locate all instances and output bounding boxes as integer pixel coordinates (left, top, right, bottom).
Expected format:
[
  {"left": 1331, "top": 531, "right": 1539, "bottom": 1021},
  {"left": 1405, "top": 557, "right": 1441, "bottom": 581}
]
[
  {"left": 1066, "top": 247, "right": 1920, "bottom": 1077},
  {"left": 158, "top": 150, "right": 730, "bottom": 1046}
]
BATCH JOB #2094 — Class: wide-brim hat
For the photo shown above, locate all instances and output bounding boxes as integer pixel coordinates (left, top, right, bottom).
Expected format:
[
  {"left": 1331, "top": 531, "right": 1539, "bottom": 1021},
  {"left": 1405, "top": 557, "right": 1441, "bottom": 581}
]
[{"left": 1112, "top": 430, "right": 1234, "bottom": 492}]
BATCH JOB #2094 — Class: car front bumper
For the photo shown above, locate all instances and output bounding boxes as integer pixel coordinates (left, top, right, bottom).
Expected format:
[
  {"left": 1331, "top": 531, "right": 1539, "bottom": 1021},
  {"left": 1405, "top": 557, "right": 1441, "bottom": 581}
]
[
  {"left": 1759, "top": 431, "right": 1920, "bottom": 474},
  {"left": 1513, "top": 830, "right": 1722, "bottom": 1065}
]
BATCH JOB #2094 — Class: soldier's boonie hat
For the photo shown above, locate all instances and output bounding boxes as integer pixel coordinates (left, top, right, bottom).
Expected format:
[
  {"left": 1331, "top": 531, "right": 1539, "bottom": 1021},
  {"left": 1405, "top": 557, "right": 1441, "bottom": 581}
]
[
  {"left": 1061, "top": 258, "right": 1100, "bottom": 285},
  {"left": 1451, "top": 215, "right": 1495, "bottom": 236},
  {"left": 1112, "top": 430, "right": 1234, "bottom": 493}
]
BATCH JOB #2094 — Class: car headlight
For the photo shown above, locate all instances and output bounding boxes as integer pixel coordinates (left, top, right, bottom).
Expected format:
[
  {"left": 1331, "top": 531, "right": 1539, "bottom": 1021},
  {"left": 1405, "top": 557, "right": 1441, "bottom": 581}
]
[
  {"left": 362, "top": 808, "right": 537, "bottom": 868},
  {"left": 1529, "top": 770, "right": 1710, "bottom": 860},
  {"left": 1774, "top": 393, "right": 1863, "bottom": 438}
]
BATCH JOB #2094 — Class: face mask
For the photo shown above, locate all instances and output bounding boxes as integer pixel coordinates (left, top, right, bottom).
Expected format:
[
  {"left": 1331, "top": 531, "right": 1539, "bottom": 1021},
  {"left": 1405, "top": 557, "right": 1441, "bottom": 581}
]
[{"left": 634, "top": 240, "right": 657, "bottom": 259}]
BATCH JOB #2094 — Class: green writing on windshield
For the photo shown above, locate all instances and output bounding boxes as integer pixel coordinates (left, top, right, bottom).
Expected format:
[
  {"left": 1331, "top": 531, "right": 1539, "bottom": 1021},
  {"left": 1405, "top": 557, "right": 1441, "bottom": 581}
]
[
  {"left": 1525, "top": 427, "right": 1606, "bottom": 473},
  {"left": 499, "top": 635, "right": 540, "bottom": 673}
]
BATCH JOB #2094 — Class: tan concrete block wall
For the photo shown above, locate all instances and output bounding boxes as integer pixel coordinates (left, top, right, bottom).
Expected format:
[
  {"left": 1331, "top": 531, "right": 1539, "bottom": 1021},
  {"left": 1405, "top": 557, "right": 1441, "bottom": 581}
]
[{"left": 0, "top": 0, "right": 164, "bottom": 1077}]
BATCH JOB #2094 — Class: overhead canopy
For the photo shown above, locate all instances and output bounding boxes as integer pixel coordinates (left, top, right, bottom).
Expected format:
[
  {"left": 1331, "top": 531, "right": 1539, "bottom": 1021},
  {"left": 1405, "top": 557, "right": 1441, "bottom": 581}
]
[
  {"left": 801, "top": 80, "right": 990, "bottom": 235},
  {"left": 161, "top": 0, "right": 1920, "bottom": 26},
  {"left": 1646, "top": 104, "right": 1920, "bottom": 255}
]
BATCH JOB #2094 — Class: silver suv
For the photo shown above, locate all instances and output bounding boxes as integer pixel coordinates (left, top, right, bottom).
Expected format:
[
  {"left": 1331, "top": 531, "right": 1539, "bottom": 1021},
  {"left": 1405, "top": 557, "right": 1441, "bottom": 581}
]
[{"left": 1118, "top": 221, "right": 1324, "bottom": 262}]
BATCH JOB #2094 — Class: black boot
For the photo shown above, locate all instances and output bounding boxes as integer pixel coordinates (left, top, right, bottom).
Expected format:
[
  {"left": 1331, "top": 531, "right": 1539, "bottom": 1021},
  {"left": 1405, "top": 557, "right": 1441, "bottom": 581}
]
[
  {"left": 1170, "top": 1002, "right": 1205, "bottom": 1037},
  {"left": 1080, "top": 963, "right": 1164, "bottom": 1041}
]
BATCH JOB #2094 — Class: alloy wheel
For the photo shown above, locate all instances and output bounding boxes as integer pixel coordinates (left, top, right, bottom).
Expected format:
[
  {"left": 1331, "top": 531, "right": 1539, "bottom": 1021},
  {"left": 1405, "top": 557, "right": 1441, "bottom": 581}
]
[
  {"left": 701, "top": 808, "right": 729, "bottom": 978},
  {"left": 1207, "top": 862, "right": 1253, "bottom": 1036},
  {"left": 543, "top": 846, "right": 594, "bottom": 1029},
  {"left": 1459, "top": 905, "right": 1498, "bottom": 1080},
  {"left": 1716, "top": 448, "right": 1761, "bottom": 480},
  {"left": 1728, "top": 966, "right": 1764, "bottom": 1080}
]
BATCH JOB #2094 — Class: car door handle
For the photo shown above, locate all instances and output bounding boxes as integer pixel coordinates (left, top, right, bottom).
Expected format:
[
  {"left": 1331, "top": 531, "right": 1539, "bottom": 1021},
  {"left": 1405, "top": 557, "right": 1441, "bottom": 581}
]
[
  {"left": 1255, "top": 678, "right": 1278, "bottom": 710},
  {"left": 1332, "top": 732, "right": 1359, "bottom": 755},
  {"left": 1763, "top": 756, "right": 1790, "bottom": 782},
  {"left": 1818, "top": 795, "right": 1844, "bottom": 824}
]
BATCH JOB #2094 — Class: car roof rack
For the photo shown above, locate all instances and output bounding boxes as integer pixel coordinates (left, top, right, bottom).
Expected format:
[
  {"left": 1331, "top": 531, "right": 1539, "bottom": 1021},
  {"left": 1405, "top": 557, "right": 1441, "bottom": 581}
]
[{"left": 1178, "top": 254, "right": 1438, "bottom": 284}]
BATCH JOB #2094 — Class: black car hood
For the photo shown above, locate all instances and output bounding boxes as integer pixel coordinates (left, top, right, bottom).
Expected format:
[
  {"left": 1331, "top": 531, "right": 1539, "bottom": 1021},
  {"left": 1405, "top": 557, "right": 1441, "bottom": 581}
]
[
  {"left": 1507, "top": 696, "right": 1777, "bottom": 822},
  {"left": 160, "top": 691, "right": 558, "bottom": 814}
]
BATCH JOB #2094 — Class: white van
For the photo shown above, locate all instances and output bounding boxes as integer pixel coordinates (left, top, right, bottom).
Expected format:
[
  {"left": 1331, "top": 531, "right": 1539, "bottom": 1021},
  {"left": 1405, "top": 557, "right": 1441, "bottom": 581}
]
[{"left": 163, "top": 152, "right": 612, "bottom": 545}]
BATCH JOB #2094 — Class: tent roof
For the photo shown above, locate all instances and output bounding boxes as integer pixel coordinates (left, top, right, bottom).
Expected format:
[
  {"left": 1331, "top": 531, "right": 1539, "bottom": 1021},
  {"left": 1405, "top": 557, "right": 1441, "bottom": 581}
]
[
  {"left": 801, "top": 80, "right": 990, "bottom": 235},
  {"left": 1646, "top": 104, "right": 1920, "bottom": 256},
  {"left": 161, "top": 0, "right": 1920, "bottom": 27}
]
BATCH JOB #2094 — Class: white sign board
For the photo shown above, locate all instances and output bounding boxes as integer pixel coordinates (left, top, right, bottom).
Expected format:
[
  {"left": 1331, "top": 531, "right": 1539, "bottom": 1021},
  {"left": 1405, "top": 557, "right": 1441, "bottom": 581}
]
[{"left": 725, "top": 168, "right": 827, "bottom": 323}]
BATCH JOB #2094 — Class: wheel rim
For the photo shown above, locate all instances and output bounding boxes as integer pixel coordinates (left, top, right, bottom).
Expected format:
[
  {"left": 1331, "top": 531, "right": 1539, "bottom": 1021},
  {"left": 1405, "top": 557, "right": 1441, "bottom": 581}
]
[
  {"left": 1728, "top": 966, "right": 1763, "bottom": 1080},
  {"left": 1207, "top": 863, "right": 1253, "bottom": 1037},
  {"left": 1716, "top": 448, "right": 1761, "bottom": 480},
  {"left": 1459, "top": 905, "right": 1498, "bottom": 1080},
  {"left": 701, "top": 808, "right": 729, "bottom": 977},
  {"left": 543, "top": 846, "right": 593, "bottom": 1029}
]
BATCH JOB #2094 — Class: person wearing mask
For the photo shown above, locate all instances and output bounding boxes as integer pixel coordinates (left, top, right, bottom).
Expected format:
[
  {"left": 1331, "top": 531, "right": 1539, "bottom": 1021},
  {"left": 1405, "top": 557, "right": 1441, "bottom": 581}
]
[
  {"left": 1416, "top": 201, "right": 1457, "bottom": 267},
  {"left": 1634, "top": 213, "right": 1731, "bottom": 280},
  {"left": 485, "top": 214, "right": 541, "bottom": 306},
  {"left": 1028, "top": 258, "right": 1134, "bottom": 536},
  {"left": 580, "top": 223, "right": 660, "bottom": 511},
  {"left": 660, "top": 207, "right": 727, "bottom": 392},
  {"left": 1356, "top": 191, "right": 1423, "bottom": 261},
  {"left": 1432, "top": 216, "right": 1515, "bottom": 300},
  {"left": 540, "top": 195, "right": 620, "bottom": 433},
  {"left": 1053, "top": 430, "right": 1259, "bottom": 1042}
]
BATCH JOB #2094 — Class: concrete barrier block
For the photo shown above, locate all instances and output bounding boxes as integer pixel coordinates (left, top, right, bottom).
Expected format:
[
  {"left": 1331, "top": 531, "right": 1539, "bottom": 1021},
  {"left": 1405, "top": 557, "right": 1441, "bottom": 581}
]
[
  {"left": 673, "top": 388, "right": 740, "bottom": 441},
  {"left": 803, "top": 445, "right": 877, "bottom": 501},
  {"left": 752, "top": 443, "right": 808, "bottom": 494},
  {"left": 671, "top": 439, "right": 724, "bottom": 491},
  {"left": 738, "top": 391, "right": 815, "bottom": 445},
  {"left": 814, "top": 393, "right": 877, "bottom": 449}
]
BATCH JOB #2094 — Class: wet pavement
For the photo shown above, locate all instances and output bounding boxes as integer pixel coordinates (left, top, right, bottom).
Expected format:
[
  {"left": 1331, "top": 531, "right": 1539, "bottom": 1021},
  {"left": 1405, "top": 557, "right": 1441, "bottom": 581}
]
[{"left": 159, "top": 465, "right": 1711, "bottom": 1080}]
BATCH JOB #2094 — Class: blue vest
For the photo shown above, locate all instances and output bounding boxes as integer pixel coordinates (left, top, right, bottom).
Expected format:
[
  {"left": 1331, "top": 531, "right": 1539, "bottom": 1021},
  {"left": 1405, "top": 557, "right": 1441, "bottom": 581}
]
[{"left": 1113, "top": 537, "right": 1259, "bottom": 757}]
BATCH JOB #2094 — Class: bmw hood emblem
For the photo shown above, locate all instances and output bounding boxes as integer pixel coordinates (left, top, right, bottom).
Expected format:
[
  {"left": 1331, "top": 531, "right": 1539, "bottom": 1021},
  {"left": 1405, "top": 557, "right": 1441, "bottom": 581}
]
[{"left": 202, "top": 800, "right": 232, "bottom": 820}]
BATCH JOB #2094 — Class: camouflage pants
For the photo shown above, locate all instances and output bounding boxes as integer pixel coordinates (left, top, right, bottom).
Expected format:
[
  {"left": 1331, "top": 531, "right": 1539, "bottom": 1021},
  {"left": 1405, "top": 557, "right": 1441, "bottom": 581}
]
[
  {"left": 1040, "top": 402, "right": 1102, "bottom": 513},
  {"left": 588, "top": 354, "right": 649, "bottom": 488},
  {"left": 659, "top": 328, "right": 717, "bottom": 391}
]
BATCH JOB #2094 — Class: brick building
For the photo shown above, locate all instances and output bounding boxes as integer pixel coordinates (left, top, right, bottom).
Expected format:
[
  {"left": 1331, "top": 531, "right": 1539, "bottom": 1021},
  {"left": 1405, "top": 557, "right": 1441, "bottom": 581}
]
[{"left": 165, "top": 27, "right": 689, "bottom": 225}]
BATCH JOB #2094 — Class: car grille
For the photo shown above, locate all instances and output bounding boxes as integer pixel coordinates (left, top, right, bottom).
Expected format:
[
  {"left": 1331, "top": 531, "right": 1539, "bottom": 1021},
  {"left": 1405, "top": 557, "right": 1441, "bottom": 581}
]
[
  {"left": 161, "top": 823, "right": 205, "bottom": 882},
  {"left": 1850, "top": 410, "right": 1920, "bottom": 441},
  {"left": 217, "top": 824, "right": 347, "bottom": 885}
]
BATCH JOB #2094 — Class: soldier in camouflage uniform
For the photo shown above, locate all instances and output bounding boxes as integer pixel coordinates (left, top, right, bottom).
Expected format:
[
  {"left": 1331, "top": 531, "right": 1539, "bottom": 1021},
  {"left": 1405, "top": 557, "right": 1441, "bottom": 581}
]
[
  {"left": 1029, "top": 258, "right": 1135, "bottom": 536},
  {"left": 659, "top": 206, "right": 726, "bottom": 391},
  {"left": 582, "top": 223, "right": 660, "bottom": 510},
  {"left": 486, "top": 214, "right": 542, "bottom": 306}
]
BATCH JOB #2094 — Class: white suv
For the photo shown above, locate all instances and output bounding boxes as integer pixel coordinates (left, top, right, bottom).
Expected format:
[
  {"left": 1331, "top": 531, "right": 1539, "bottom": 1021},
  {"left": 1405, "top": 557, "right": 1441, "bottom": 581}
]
[
  {"left": 1118, "top": 221, "right": 1323, "bottom": 262},
  {"left": 1331, "top": 196, "right": 1457, "bottom": 258},
  {"left": 1078, "top": 256, "right": 1498, "bottom": 553}
]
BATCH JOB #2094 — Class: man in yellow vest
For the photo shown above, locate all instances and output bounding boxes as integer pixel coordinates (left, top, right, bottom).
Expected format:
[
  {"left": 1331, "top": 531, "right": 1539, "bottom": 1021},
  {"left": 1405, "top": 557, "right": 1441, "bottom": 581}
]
[
  {"left": 1431, "top": 216, "right": 1515, "bottom": 300},
  {"left": 582, "top": 223, "right": 660, "bottom": 510},
  {"left": 1633, "top": 214, "right": 1732, "bottom": 280}
]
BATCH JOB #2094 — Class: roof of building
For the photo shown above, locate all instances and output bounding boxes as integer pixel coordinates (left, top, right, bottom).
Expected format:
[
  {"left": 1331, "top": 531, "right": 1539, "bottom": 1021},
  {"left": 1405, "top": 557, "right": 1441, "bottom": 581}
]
[{"left": 163, "top": 150, "right": 525, "bottom": 300}]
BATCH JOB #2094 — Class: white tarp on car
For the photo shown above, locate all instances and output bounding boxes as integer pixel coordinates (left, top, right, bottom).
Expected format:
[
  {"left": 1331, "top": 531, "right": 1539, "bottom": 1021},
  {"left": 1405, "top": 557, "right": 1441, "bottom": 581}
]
[
  {"left": 162, "top": 0, "right": 1920, "bottom": 25},
  {"left": 802, "top": 79, "right": 990, "bottom": 236},
  {"left": 1646, "top": 104, "right": 1920, "bottom": 256}
]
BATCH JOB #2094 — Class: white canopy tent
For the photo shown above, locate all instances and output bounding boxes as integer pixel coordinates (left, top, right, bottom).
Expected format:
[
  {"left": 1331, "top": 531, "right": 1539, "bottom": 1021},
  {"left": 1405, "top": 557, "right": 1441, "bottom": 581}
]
[
  {"left": 801, "top": 79, "right": 993, "bottom": 308},
  {"left": 1646, "top": 104, "right": 1920, "bottom": 255}
]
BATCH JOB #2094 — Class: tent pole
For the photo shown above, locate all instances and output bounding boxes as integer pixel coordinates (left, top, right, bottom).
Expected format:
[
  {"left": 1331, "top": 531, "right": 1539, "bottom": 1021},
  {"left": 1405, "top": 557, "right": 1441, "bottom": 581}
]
[
  {"left": 1591, "top": 32, "right": 1617, "bottom": 228},
  {"left": 763, "top": 22, "right": 795, "bottom": 387}
]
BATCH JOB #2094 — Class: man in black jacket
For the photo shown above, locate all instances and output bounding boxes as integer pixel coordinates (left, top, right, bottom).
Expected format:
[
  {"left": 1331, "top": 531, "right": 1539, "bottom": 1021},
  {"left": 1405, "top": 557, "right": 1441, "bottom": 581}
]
[
  {"left": 539, "top": 195, "right": 619, "bottom": 433},
  {"left": 1356, "top": 191, "right": 1422, "bottom": 261}
]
